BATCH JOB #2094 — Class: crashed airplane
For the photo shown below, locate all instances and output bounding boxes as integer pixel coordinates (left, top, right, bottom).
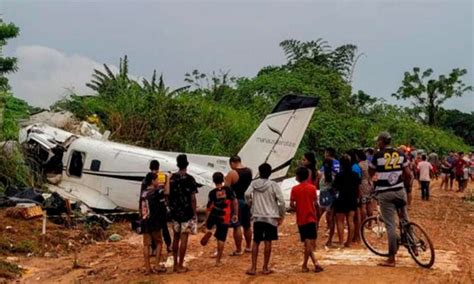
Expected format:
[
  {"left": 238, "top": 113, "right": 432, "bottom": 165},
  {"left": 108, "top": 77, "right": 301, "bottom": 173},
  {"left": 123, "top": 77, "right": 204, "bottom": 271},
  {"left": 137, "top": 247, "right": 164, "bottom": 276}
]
[{"left": 19, "top": 95, "right": 318, "bottom": 211}]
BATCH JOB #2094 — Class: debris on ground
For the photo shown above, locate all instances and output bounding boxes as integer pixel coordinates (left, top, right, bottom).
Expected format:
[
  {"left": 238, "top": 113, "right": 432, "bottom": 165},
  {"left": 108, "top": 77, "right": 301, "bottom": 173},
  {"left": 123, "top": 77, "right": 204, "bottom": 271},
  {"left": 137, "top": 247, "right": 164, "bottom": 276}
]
[
  {"left": 5, "top": 204, "right": 43, "bottom": 220},
  {"left": 108, "top": 234, "right": 122, "bottom": 242},
  {"left": 0, "top": 259, "right": 23, "bottom": 280}
]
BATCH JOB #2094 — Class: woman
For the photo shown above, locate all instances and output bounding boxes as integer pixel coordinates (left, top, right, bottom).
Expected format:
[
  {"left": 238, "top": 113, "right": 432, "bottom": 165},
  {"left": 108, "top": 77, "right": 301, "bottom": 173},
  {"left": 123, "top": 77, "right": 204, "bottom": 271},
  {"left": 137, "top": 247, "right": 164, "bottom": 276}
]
[
  {"left": 439, "top": 157, "right": 451, "bottom": 191},
  {"left": 333, "top": 155, "right": 361, "bottom": 248},
  {"left": 301, "top": 152, "right": 318, "bottom": 186},
  {"left": 356, "top": 150, "right": 373, "bottom": 227},
  {"left": 318, "top": 158, "right": 336, "bottom": 247},
  {"left": 347, "top": 149, "right": 362, "bottom": 243}
]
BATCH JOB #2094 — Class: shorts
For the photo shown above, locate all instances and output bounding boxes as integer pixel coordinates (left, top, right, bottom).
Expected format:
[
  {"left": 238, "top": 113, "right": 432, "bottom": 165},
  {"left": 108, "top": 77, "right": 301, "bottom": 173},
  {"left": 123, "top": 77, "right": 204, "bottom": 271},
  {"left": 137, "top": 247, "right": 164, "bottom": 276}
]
[
  {"left": 253, "top": 222, "right": 278, "bottom": 243},
  {"left": 230, "top": 199, "right": 251, "bottom": 229},
  {"left": 298, "top": 222, "right": 317, "bottom": 242},
  {"left": 206, "top": 217, "right": 229, "bottom": 242},
  {"left": 143, "top": 230, "right": 162, "bottom": 246},
  {"left": 172, "top": 218, "right": 197, "bottom": 235}
]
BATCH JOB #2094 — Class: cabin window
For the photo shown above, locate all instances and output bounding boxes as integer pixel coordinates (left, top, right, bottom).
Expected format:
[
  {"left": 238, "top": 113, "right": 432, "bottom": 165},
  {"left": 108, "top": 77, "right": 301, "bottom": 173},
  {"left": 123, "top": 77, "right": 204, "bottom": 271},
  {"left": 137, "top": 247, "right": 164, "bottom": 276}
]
[
  {"left": 90, "top": 160, "right": 101, "bottom": 172},
  {"left": 68, "top": 151, "right": 85, "bottom": 177}
]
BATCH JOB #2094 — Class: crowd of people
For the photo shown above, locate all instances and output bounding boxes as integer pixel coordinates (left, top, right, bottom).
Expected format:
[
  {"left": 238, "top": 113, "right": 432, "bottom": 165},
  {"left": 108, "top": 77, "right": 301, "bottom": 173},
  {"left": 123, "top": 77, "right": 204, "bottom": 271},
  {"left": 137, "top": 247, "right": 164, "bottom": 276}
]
[{"left": 137, "top": 132, "right": 474, "bottom": 275}]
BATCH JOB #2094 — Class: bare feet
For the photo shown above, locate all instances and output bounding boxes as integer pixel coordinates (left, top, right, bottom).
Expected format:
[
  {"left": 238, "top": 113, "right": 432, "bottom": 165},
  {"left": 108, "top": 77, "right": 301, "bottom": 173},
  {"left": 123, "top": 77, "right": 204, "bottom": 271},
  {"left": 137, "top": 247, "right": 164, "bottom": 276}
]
[
  {"left": 175, "top": 266, "right": 189, "bottom": 273},
  {"left": 377, "top": 260, "right": 396, "bottom": 267},
  {"left": 246, "top": 269, "right": 257, "bottom": 276},
  {"left": 262, "top": 269, "right": 274, "bottom": 275},
  {"left": 302, "top": 266, "right": 310, "bottom": 273},
  {"left": 215, "top": 261, "right": 224, "bottom": 267}
]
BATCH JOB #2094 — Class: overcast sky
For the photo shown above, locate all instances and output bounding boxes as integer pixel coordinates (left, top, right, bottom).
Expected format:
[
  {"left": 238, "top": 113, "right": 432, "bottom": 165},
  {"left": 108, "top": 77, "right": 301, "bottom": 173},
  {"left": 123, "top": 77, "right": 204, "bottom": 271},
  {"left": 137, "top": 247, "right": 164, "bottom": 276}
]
[{"left": 2, "top": 0, "right": 473, "bottom": 111}]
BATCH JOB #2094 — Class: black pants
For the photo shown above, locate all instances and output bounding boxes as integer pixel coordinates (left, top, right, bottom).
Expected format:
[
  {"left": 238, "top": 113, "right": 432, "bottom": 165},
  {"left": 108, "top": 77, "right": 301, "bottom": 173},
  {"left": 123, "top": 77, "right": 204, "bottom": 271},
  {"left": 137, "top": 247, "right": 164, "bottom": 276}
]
[{"left": 420, "top": 181, "right": 430, "bottom": 200}]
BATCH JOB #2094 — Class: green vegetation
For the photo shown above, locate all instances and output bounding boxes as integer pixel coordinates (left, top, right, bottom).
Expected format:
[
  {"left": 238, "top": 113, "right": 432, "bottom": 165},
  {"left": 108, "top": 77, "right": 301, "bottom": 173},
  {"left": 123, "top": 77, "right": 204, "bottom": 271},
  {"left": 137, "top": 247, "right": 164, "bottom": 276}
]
[
  {"left": 0, "top": 19, "right": 20, "bottom": 92},
  {"left": 0, "top": 259, "right": 23, "bottom": 279}
]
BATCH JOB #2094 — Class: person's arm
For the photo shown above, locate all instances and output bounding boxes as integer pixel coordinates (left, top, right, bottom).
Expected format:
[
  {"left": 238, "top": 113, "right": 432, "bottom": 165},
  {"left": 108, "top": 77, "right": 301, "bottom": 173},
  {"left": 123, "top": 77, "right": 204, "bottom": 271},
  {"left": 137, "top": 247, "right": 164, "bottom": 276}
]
[
  {"left": 231, "top": 197, "right": 239, "bottom": 224},
  {"left": 225, "top": 170, "right": 238, "bottom": 187},
  {"left": 274, "top": 183, "right": 286, "bottom": 225},
  {"left": 244, "top": 184, "right": 253, "bottom": 206},
  {"left": 290, "top": 188, "right": 296, "bottom": 210},
  {"left": 163, "top": 173, "right": 170, "bottom": 195}
]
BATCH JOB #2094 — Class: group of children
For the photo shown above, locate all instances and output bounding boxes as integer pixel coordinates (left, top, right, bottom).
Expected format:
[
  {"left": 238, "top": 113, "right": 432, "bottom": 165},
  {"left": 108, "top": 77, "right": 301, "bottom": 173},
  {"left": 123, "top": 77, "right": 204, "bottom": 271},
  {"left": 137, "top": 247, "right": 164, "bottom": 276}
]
[{"left": 201, "top": 162, "right": 323, "bottom": 274}]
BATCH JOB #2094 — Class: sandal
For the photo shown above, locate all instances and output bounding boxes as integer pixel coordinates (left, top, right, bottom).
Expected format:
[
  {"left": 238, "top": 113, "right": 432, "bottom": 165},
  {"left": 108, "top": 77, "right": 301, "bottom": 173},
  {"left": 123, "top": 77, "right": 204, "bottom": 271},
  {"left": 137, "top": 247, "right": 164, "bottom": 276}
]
[
  {"left": 262, "top": 269, "right": 274, "bottom": 275},
  {"left": 246, "top": 269, "right": 256, "bottom": 276},
  {"left": 314, "top": 264, "right": 324, "bottom": 273},
  {"left": 229, "top": 251, "right": 244, "bottom": 256},
  {"left": 155, "top": 266, "right": 167, "bottom": 273}
]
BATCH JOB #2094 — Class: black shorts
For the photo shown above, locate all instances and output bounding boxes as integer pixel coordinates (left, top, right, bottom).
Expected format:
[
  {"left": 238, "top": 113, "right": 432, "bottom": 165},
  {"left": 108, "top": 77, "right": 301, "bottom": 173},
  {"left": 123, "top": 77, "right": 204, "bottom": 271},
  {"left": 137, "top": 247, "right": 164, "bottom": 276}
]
[
  {"left": 298, "top": 222, "right": 317, "bottom": 242},
  {"left": 206, "top": 218, "right": 229, "bottom": 242},
  {"left": 253, "top": 221, "right": 278, "bottom": 243},
  {"left": 230, "top": 199, "right": 251, "bottom": 229}
]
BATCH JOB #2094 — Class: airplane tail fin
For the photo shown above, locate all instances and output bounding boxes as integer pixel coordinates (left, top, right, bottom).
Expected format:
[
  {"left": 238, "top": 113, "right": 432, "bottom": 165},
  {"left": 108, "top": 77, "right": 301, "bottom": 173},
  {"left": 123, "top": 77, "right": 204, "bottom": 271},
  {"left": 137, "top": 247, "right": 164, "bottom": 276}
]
[{"left": 238, "top": 95, "right": 318, "bottom": 180}]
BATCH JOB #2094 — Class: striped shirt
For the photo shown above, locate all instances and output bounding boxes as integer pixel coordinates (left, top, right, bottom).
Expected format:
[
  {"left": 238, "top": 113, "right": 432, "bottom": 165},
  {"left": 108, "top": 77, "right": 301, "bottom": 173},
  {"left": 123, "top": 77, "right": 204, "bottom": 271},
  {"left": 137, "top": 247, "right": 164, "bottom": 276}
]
[{"left": 369, "top": 147, "right": 408, "bottom": 192}]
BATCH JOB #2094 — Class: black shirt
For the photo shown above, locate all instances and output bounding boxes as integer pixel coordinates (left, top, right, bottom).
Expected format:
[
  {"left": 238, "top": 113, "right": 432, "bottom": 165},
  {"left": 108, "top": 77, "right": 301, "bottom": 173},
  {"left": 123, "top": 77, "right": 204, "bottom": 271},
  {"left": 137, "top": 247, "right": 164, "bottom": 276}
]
[
  {"left": 369, "top": 147, "right": 408, "bottom": 192},
  {"left": 207, "top": 186, "right": 236, "bottom": 225},
  {"left": 169, "top": 172, "right": 198, "bottom": 222},
  {"left": 231, "top": 167, "right": 253, "bottom": 200}
]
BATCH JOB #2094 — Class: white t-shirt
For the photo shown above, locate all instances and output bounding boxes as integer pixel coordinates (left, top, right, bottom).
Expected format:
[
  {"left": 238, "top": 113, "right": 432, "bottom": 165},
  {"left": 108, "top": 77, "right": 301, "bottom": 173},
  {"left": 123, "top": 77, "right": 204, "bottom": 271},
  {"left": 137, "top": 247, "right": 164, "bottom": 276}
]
[{"left": 418, "top": 161, "right": 433, "bottom": 182}]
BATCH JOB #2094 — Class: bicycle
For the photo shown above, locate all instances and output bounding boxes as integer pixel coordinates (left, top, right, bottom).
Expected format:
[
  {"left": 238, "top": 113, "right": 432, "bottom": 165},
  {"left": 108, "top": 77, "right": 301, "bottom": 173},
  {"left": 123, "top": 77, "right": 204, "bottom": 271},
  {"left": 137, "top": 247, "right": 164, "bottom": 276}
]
[{"left": 360, "top": 193, "right": 435, "bottom": 268}]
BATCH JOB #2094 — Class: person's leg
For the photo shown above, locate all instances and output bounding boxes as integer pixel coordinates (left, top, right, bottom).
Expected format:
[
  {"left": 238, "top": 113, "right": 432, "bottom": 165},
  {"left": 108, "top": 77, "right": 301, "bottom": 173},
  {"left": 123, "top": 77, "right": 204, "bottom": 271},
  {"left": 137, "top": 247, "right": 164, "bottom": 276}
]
[
  {"left": 353, "top": 208, "right": 361, "bottom": 243},
  {"left": 177, "top": 232, "right": 189, "bottom": 271},
  {"left": 143, "top": 234, "right": 152, "bottom": 273},
  {"left": 449, "top": 174, "right": 454, "bottom": 190},
  {"left": 155, "top": 231, "right": 164, "bottom": 271},
  {"left": 263, "top": 241, "right": 272, "bottom": 274},
  {"left": 233, "top": 226, "right": 243, "bottom": 254},
  {"left": 335, "top": 213, "right": 345, "bottom": 246},
  {"left": 302, "top": 239, "right": 311, "bottom": 272},
  {"left": 426, "top": 181, "right": 430, "bottom": 200},
  {"left": 378, "top": 192, "right": 398, "bottom": 266},
  {"left": 326, "top": 209, "right": 335, "bottom": 246},
  {"left": 346, "top": 211, "right": 355, "bottom": 247},
  {"left": 172, "top": 231, "right": 180, "bottom": 271},
  {"left": 244, "top": 227, "right": 252, "bottom": 252},
  {"left": 247, "top": 241, "right": 259, "bottom": 275},
  {"left": 216, "top": 240, "right": 225, "bottom": 266},
  {"left": 360, "top": 203, "right": 367, "bottom": 226},
  {"left": 162, "top": 223, "right": 172, "bottom": 251}
]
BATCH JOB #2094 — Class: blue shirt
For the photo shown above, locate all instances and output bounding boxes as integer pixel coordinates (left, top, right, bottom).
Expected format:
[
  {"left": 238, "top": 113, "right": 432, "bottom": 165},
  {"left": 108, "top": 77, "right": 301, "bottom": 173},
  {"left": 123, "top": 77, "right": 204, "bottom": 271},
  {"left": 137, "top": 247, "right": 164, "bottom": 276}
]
[
  {"left": 320, "top": 159, "right": 340, "bottom": 174},
  {"left": 352, "top": 163, "right": 362, "bottom": 178}
]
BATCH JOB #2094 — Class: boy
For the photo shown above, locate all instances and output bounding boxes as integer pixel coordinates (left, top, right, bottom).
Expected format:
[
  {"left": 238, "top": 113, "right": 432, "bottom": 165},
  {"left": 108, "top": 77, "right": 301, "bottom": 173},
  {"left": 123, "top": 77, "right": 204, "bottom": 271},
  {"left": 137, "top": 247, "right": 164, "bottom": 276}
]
[
  {"left": 244, "top": 163, "right": 285, "bottom": 276},
  {"left": 140, "top": 172, "right": 167, "bottom": 274},
  {"left": 169, "top": 154, "right": 199, "bottom": 273},
  {"left": 201, "top": 172, "right": 238, "bottom": 266},
  {"left": 290, "top": 167, "right": 323, "bottom": 273}
]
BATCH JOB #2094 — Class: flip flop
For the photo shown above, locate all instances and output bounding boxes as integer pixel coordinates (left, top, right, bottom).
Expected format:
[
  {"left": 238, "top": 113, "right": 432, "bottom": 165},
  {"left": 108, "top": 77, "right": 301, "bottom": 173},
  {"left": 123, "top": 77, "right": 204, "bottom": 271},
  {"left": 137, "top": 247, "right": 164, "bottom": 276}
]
[
  {"left": 154, "top": 266, "right": 167, "bottom": 273},
  {"left": 244, "top": 248, "right": 252, "bottom": 253},
  {"left": 229, "top": 251, "right": 244, "bottom": 256},
  {"left": 200, "top": 231, "right": 213, "bottom": 246}
]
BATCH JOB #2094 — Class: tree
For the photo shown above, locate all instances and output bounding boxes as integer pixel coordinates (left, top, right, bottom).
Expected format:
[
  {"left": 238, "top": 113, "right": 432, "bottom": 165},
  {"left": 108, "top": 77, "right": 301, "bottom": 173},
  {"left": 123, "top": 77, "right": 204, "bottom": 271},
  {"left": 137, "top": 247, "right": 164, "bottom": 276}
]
[
  {"left": 393, "top": 67, "right": 472, "bottom": 126},
  {"left": 279, "top": 39, "right": 358, "bottom": 81},
  {"left": 0, "top": 19, "right": 19, "bottom": 92}
]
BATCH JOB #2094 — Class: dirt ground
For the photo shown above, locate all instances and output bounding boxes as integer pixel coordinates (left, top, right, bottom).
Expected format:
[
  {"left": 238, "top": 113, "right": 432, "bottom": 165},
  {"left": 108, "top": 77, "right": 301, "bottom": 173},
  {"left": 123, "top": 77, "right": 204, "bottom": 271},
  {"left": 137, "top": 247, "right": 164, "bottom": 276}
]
[{"left": 3, "top": 179, "right": 474, "bottom": 283}]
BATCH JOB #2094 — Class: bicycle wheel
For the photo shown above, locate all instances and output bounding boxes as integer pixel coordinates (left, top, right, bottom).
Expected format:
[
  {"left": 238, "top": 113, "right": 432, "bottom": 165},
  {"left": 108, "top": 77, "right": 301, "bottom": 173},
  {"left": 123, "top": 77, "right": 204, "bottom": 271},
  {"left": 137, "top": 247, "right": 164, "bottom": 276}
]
[
  {"left": 405, "top": 222, "right": 435, "bottom": 268},
  {"left": 360, "top": 215, "right": 390, "bottom": 257}
]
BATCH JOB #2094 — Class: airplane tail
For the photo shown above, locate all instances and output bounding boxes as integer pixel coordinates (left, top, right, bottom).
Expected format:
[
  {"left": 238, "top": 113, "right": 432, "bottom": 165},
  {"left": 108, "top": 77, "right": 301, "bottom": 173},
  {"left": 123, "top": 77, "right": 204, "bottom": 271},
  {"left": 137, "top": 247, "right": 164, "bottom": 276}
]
[{"left": 238, "top": 95, "right": 318, "bottom": 180}]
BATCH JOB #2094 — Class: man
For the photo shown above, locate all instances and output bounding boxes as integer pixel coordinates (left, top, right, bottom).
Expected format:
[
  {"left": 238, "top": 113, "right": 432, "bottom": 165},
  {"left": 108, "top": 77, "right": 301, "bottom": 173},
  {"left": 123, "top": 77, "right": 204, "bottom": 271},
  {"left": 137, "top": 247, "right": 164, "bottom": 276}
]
[
  {"left": 447, "top": 151, "right": 456, "bottom": 190},
  {"left": 168, "top": 154, "right": 198, "bottom": 273},
  {"left": 141, "top": 160, "right": 172, "bottom": 254},
  {"left": 454, "top": 152, "right": 468, "bottom": 192},
  {"left": 244, "top": 163, "right": 285, "bottom": 276},
  {"left": 369, "top": 132, "right": 412, "bottom": 267},
  {"left": 418, "top": 154, "right": 433, "bottom": 201},
  {"left": 225, "top": 155, "right": 253, "bottom": 255},
  {"left": 428, "top": 150, "right": 439, "bottom": 180}
]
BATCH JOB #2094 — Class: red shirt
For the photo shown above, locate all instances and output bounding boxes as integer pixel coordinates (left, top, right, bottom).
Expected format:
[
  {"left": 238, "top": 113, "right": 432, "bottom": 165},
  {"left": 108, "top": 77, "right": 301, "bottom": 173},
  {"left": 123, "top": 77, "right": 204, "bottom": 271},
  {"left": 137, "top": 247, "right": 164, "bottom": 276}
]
[
  {"left": 454, "top": 158, "right": 467, "bottom": 176},
  {"left": 290, "top": 182, "right": 318, "bottom": 226}
]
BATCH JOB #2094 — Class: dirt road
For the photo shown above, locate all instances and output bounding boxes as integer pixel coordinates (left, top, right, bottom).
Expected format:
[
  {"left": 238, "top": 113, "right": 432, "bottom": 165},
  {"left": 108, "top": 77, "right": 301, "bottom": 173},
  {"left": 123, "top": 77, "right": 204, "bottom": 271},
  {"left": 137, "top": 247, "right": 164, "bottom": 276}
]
[{"left": 16, "top": 180, "right": 474, "bottom": 283}]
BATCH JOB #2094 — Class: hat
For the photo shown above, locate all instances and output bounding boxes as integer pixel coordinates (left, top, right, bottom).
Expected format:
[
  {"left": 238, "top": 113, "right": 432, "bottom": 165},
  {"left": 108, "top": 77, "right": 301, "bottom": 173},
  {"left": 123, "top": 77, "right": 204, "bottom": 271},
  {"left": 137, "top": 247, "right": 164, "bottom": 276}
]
[{"left": 374, "top": 132, "right": 392, "bottom": 143}]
